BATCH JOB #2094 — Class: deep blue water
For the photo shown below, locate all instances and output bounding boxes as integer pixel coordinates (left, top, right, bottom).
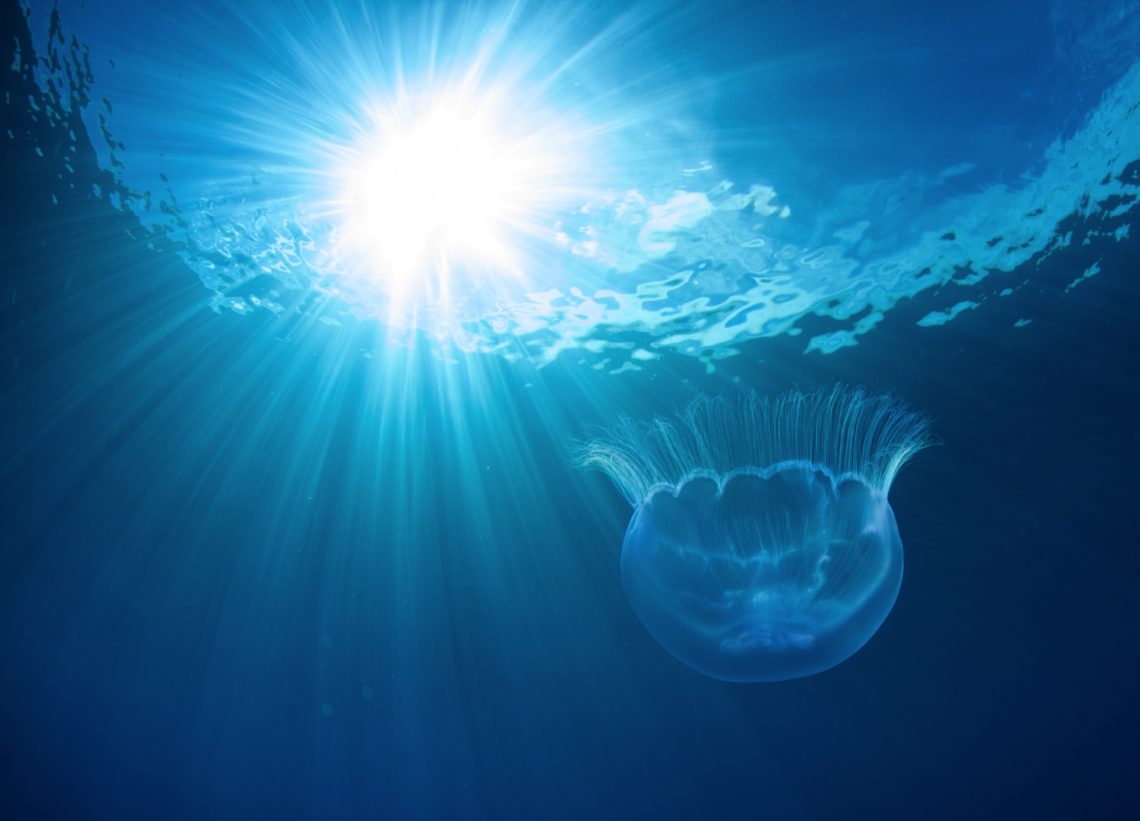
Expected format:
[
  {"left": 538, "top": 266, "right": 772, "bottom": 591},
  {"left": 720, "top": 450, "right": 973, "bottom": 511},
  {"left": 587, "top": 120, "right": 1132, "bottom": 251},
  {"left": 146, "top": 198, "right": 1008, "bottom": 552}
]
[{"left": 2, "top": 1, "right": 1139, "bottom": 818}]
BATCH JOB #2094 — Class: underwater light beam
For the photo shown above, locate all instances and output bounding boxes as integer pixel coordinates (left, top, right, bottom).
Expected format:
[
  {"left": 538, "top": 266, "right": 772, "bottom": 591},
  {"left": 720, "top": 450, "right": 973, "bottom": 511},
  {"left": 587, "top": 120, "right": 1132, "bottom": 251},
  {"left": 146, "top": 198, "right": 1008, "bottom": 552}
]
[{"left": 57, "top": 0, "right": 730, "bottom": 344}]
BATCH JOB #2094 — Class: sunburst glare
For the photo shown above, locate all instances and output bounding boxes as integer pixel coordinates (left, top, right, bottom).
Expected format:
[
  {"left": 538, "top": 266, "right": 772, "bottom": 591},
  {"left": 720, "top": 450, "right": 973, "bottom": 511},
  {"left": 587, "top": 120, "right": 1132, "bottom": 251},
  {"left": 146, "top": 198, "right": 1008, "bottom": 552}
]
[{"left": 323, "top": 78, "right": 587, "bottom": 318}]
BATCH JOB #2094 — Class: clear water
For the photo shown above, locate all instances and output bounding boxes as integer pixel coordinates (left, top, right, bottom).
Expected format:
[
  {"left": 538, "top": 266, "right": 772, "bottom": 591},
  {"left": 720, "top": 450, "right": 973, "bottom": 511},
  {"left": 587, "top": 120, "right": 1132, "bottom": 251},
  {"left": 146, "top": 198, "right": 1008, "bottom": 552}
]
[{"left": 2, "top": 0, "right": 1138, "bottom": 818}]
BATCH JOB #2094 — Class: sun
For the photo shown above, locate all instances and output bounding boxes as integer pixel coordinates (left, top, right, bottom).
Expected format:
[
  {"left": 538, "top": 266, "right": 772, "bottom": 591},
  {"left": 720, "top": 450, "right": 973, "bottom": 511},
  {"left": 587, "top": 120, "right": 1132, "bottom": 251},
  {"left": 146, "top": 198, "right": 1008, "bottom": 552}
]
[{"left": 327, "top": 85, "right": 577, "bottom": 312}]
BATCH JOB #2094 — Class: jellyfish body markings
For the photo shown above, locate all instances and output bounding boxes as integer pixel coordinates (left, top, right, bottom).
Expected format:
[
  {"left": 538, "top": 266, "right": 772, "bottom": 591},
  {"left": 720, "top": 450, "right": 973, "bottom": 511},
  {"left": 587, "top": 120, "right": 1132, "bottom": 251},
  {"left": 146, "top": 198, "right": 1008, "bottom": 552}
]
[
  {"left": 622, "top": 462, "right": 903, "bottom": 682},
  {"left": 582, "top": 387, "right": 931, "bottom": 682}
]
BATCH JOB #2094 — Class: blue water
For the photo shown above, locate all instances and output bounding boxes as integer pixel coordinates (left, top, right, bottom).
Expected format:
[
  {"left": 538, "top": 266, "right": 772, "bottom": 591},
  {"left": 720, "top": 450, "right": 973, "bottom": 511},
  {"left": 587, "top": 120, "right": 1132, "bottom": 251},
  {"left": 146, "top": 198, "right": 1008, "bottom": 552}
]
[{"left": 2, "top": 0, "right": 1138, "bottom": 817}]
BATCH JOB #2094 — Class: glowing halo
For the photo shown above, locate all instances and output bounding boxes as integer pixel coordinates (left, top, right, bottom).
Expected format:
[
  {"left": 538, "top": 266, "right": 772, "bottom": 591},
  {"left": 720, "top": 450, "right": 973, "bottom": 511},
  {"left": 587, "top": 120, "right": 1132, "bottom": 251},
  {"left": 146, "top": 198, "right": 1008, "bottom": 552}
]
[{"left": 315, "top": 72, "right": 595, "bottom": 325}]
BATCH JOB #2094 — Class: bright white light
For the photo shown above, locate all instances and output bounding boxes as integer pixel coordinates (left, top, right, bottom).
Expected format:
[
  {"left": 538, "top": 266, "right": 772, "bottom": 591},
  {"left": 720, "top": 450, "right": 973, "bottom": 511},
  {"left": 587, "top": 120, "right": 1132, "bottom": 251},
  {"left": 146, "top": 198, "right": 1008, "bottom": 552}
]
[{"left": 331, "top": 88, "right": 572, "bottom": 309}]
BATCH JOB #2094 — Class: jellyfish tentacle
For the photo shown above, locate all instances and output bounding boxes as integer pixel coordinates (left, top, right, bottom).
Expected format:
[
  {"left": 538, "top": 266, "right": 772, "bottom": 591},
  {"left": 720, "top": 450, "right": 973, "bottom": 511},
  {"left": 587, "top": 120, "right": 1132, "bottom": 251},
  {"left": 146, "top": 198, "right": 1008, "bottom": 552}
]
[{"left": 579, "top": 385, "right": 931, "bottom": 505}]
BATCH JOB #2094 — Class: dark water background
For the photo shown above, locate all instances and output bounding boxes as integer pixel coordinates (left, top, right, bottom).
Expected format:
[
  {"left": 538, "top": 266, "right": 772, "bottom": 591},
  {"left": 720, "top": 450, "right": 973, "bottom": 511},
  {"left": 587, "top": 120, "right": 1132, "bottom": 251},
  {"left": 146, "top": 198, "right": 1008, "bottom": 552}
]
[{"left": 3, "top": 0, "right": 1139, "bottom": 817}]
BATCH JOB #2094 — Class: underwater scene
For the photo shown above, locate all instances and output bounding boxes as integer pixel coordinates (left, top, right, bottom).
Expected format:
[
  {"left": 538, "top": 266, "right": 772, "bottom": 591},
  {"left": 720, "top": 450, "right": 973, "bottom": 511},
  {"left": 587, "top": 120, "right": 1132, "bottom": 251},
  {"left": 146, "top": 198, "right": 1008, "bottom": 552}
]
[{"left": 2, "top": 0, "right": 1138, "bottom": 817}]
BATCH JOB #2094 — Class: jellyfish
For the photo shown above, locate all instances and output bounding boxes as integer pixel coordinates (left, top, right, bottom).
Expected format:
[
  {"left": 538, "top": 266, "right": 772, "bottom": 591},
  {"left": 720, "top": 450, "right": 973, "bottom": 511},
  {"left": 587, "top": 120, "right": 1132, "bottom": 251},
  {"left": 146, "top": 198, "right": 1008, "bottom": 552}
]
[{"left": 581, "top": 386, "right": 931, "bottom": 682}]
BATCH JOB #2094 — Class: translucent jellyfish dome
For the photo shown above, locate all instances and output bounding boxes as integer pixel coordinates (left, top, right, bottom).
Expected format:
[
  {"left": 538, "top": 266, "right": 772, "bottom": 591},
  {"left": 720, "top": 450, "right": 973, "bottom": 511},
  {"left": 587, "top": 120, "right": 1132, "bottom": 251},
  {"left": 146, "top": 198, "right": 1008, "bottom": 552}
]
[{"left": 582, "top": 387, "right": 931, "bottom": 683}]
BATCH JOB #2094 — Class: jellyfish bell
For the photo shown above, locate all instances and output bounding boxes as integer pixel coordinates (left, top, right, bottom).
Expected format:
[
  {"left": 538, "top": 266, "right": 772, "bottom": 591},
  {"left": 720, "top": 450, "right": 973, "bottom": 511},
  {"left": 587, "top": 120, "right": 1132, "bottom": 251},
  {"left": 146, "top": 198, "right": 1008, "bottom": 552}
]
[
  {"left": 582, "top": 387, "right": 930, "bottom": 683},
  {"left": 622, "top": 462, "right": 905, "bottom": 682}
]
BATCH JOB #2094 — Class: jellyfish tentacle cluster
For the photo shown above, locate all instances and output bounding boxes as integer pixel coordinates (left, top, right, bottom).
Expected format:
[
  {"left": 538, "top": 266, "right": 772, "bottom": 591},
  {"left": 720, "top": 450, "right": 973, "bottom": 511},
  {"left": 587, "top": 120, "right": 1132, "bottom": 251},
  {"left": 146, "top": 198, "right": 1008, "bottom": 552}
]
[{"left": 582, "top": 386, "right": 931, "bottom": 683}]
